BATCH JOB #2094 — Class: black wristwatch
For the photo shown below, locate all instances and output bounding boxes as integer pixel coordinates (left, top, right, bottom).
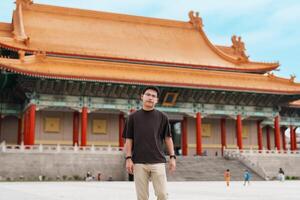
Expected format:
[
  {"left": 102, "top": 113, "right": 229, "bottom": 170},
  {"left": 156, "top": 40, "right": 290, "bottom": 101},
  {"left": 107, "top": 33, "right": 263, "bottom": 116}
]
[
  {"left": 125, "top": 156, "right": 132, "bottom": 160},
  {"left": 169, "top": 155, "right": 176, "bottom": 159}
]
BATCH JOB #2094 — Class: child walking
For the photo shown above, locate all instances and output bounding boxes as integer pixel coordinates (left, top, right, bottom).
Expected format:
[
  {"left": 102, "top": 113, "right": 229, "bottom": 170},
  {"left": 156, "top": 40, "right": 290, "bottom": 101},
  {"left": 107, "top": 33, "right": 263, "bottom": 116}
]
[{"left": 224, "top": 169, "right": 231, "bottom": 187}]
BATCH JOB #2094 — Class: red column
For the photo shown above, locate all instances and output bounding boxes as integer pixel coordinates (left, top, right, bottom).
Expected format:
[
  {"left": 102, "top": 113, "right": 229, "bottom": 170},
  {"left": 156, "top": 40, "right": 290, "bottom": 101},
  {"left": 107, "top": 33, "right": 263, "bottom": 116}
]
[
  {"left": 257, "top": 120, "right": 263, "bottom": 151},
  {"left": 195, "top": 112, "right": 202, "bottom": 156},
  {"left": 73, "top": 112, "right": 79, "bottom": 146},
  {"left": 221, "top": 118, "right": 226, "bottom": 156},
  {"left": 281, "top": 127, "right": 287, "bottom": 151},
  {"left": 274, "top": 116, "right": 280, "bottom": 150},
  {"left": 181, "top": 117, "right": 188, "bottom": 156},
  {"left": 236, "top": 115, "right": 243, "bottom": 150},
  {"left": 266, "top": 126, "right": 271, "bottom": 150},
  {"left": 23, "top": 110, "right": 27, "bottom": 145},
  {"left": 294, "top": 127, "right": 298, "bottom": 150},
  {"left": 81, "top": 107, "right": 88, "bottom": 146},
  {"left": 17, "top": 117, "right": 22, "bottom": 145},
  {"left": 119, "top": 113, "right": 125, "bottom": 148},
  {"left": 290, "top": 126, "right": 294, "bottom": 151},
  {"left": 28, "top": 104, "right": 36, "bottom": 145}
]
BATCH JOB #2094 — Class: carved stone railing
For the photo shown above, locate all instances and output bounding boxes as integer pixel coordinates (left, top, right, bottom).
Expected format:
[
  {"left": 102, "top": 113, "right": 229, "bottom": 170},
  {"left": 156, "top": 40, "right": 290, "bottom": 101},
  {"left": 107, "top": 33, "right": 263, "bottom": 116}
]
[
  {"left": 0, "top": 141, "right": 123, "bottom": 154},
  {"left": 224, "top": 148, "right": 300, "bottom": 157},
  {"left": 224, "top": 147, "right": 300, "bottom": 180}
]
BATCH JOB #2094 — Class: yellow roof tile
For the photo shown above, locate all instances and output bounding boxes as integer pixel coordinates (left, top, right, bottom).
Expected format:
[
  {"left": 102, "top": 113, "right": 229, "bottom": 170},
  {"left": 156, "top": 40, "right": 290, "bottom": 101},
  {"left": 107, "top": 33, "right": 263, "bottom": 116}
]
[
  {"left": 0, "top": 1, "right": 278, "bottom": 73},
  {"left": 0, "top": 55, "right": 297, "bottom": 94}
]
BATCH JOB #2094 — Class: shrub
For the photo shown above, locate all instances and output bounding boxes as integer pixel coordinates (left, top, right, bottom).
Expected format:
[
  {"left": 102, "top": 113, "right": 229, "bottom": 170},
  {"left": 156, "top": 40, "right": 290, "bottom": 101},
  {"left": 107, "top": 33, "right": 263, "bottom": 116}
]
[
  {"left": 62, "top": 175, "right": 68, "bottom": 181},
  {"left": 73, "top": 175, "right": 82, "bottom": 181}
]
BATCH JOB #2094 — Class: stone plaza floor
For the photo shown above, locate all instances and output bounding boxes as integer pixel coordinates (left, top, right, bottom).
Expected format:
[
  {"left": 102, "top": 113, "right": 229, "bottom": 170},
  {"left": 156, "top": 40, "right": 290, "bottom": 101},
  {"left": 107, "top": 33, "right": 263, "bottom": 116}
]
[{"left": 0, "top": 181, "right": 299, "bottom": 200}]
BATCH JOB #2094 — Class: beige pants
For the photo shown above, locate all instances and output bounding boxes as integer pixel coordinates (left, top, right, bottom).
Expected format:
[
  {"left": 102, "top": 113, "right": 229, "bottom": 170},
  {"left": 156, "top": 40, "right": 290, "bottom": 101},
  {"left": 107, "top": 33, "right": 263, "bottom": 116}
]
[{"left": 134, "top": 163, "right": 168, "bottom": 200}]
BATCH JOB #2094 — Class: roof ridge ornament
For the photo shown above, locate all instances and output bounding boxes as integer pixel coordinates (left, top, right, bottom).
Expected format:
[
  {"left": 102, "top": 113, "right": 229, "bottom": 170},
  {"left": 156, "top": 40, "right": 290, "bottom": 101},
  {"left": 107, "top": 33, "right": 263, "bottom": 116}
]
[
  {"left": 13, "top": 0, "right": 32, "bottom": 46},
  {"left": 15, "top": 0, "right": 33, "bottom": 7},
  {"left": 188, "top": 11, "right": 203, "bottom": 30},
  {"left": 267, "top": 72, "right": 275, "bottom": 78},
  {"left": 231, "top": 35, "right": 249, "bottom": 62},
  {"left": 289, "top": 74, "right": 296, "bottom": 83}
]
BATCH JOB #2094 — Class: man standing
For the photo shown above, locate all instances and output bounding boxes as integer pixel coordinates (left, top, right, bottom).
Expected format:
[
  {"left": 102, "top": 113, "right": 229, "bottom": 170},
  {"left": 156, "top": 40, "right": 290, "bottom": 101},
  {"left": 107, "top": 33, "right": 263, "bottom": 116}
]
[{"left": 123, "top": 86, "right": 176, "bottom": 200}]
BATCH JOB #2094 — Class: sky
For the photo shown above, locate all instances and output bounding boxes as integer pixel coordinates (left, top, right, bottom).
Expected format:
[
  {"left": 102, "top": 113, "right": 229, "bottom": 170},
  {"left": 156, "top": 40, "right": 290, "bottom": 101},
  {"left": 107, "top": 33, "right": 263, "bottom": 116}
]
[{"left": 0, "top": 0, "right": 300, "bottom": 81}]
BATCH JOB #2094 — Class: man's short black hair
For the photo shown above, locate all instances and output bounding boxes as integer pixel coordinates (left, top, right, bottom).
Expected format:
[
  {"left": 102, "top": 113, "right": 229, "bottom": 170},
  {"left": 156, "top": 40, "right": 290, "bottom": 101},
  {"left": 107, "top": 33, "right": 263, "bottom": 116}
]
[{"left": 142, "top": 86, "right": 160, "bottom": 97}]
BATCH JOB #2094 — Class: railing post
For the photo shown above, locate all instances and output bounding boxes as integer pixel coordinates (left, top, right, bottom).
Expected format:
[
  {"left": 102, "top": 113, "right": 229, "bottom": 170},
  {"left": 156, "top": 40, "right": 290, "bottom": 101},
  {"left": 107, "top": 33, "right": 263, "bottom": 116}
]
[
  {"left": 56, "top": 144, "right": 61, "bottom": 153},
  {"left": 39, "top": 144, "right": 43, "bottom": 152},
  {"left": 74, "top": 143, "right": 78, "bottom": 152},
  {"left": 1, "top": 141, "right": 6, "bottom": 152}
]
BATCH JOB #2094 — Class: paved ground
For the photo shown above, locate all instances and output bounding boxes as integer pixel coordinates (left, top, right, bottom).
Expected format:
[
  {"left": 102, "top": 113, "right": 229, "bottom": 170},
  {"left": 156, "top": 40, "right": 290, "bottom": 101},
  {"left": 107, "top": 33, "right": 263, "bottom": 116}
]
[{"left": 0, "top": 181, "right": 299, "bottom": 200}]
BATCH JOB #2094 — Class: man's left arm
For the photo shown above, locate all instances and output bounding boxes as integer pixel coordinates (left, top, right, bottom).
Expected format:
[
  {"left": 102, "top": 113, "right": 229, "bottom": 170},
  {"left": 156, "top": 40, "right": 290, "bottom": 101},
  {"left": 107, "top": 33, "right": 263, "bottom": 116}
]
[{"left": 165, "top": 136, "right": 176, "bottom": 173}]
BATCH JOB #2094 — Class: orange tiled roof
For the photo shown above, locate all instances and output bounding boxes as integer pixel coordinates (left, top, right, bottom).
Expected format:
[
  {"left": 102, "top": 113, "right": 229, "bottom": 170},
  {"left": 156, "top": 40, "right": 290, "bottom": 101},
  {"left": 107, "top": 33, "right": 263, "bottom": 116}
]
[
  {"left": 0, "top": 55, "right": 298, "bottom": 94},
  {"left": 0, "top": 0, "right": 278, "bottom": 73}
]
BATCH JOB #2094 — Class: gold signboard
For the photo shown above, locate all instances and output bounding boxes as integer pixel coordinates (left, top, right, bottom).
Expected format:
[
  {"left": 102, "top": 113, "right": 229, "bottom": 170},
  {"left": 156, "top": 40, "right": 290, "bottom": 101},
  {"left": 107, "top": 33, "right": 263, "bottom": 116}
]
[
  {"left": 44, "top": 117, "right": 60, "bottom": 133},
  {"left": 93, "top": 119, "right": 107, "bottom": 134},
  {"left": 242, "top": 126, "right": 248, "bottom": 138},
  {"left": 162, "top": 92, "right": 179, "bottom": 106},
  {"left": 202, "top": 124, "right": 211, "bottom": 137}
]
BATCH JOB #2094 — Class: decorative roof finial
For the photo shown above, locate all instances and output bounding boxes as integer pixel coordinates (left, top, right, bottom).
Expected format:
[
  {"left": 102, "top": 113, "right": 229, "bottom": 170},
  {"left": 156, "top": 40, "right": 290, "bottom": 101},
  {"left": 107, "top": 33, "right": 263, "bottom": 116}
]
[
  {"left": 15, "top": 0, "right": 33, "bottom": 7},
  {"left": 231, "top": 35, "right": 249, "bottom": 61},
  {"left": 290, "top": 74, "right": 296, "bottom": 83},
  {"left": 188, "top": 11, "right": 203, "bottom": 30},
  {"left": 267, "top": 72, "right": 274, "bottom": 78}
]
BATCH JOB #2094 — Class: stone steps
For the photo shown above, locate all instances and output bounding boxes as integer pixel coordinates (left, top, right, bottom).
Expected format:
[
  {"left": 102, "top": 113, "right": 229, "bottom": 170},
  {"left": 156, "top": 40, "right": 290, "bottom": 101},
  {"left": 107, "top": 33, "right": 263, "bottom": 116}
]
[{"left": 167, "top": 156, "right": 263, "bottom": 181}]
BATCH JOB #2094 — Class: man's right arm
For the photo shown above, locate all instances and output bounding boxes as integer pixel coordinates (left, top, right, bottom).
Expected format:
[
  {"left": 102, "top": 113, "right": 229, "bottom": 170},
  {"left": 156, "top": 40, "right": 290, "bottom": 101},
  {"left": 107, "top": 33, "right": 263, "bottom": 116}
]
[{"left": 125, "top": 138, "right": 134, "bottom": 174}]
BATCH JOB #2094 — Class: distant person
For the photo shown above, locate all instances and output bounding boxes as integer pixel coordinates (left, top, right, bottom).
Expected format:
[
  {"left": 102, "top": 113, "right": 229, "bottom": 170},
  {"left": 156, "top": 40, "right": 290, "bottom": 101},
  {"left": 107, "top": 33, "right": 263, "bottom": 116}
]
[
  {"left": 85, "top": 171, "right": 93, "bottom": 181},
  {"left": 224, "top": 169, "right": 231, "bottom": 187},
  {"left": 278, "top": 168, "right": 285, "bottom": 182},
  {"left": 243, "top": 170, "right": 251, "bottom": 186},
  {"left": 97, "top": 173, "right": 101, "bottom": 181}
]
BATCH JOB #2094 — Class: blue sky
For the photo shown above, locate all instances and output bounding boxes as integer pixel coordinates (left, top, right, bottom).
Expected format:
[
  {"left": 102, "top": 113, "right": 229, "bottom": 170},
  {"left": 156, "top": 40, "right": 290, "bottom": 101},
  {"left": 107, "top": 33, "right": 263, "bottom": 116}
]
[{"left": 1, "top": 0, "right": 300, "bottom": 81}]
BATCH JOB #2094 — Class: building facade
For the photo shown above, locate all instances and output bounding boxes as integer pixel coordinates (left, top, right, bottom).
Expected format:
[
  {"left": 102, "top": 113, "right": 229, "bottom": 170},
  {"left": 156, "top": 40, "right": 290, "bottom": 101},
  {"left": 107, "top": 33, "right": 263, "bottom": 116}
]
[{"left": 0, "top": 0, "right": 299, "bottom": 156}]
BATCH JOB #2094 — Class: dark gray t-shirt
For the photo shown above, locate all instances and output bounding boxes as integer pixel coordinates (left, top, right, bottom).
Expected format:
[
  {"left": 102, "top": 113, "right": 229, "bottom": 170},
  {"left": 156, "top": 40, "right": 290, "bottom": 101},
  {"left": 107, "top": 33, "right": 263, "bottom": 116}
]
[{"left": 123, "top": 109, "right": 171, "bottom": 164}]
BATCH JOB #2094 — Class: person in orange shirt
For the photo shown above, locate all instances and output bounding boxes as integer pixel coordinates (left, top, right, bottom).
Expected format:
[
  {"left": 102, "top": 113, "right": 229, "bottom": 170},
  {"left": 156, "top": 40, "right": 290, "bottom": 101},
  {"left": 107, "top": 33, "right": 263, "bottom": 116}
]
[{"left": 224, "top": 169, "right": 231, "bottom": 187}]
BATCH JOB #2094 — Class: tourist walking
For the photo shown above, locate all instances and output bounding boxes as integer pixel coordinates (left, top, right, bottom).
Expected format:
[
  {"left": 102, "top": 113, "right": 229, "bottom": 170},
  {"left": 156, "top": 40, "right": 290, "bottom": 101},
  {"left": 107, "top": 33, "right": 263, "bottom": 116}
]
[
  {"left": 243, "top": 169, "right": 251, "bottom": 186},
  {"left": 224, "top": 169, "right": 231, "bottom": 187},
  {"left": 278, "top": 168, "right": 285, "bottom": 182}
]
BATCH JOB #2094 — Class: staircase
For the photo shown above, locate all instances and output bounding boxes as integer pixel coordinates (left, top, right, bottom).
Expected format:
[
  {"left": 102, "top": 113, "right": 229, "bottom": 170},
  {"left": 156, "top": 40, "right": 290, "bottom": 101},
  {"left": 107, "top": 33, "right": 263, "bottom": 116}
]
[
  {"left": 242, "top": 154, "right": 300, "bottom": 179},
  {"left": 167, "top": 156, "right": 263, "bottom": 181}
]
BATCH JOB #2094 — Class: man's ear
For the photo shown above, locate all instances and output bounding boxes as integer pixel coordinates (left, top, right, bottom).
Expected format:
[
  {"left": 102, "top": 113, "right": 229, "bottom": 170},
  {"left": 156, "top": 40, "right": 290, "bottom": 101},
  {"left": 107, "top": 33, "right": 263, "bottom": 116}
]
[{"left": 140, "top": 94, "right": 144, "bottom": 101}]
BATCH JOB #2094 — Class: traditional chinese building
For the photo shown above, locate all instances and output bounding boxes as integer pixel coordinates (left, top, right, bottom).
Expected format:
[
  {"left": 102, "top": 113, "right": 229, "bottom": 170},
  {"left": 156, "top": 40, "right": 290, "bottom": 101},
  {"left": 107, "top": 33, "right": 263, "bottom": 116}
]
[{"left": 0, "top": 0, "right": 299, "bottom": 156}]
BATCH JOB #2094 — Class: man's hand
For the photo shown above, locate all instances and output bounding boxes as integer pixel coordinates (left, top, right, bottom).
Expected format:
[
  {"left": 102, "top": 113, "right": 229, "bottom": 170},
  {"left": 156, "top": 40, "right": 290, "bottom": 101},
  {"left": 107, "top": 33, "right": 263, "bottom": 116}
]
[
  {"left": 168, "top": 158, "right": 176, "bottom": 173},
  {"left": 126, "top": 159, "right": 134, "bottom": 174}
]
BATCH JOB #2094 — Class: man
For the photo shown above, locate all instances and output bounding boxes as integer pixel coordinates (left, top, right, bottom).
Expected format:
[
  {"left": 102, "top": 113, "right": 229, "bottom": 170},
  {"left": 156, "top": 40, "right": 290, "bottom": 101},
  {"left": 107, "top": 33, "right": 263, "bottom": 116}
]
[{"left": 123, "top": 86, "right": 176, "bottom": 200}]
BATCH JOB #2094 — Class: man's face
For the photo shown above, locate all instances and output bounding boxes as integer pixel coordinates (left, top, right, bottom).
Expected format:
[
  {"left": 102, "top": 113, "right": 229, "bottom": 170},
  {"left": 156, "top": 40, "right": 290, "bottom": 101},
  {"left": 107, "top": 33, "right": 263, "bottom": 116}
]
[{"left": 141, "top": 89, "right": 158, "bottom": 109}]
